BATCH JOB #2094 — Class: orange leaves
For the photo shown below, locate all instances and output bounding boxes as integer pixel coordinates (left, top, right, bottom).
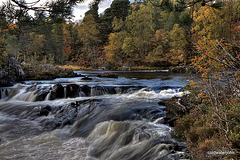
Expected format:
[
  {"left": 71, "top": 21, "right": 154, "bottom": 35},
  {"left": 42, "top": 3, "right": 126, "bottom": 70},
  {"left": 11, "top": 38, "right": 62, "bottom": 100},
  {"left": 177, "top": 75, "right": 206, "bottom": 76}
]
[
  {"left": 189, "top": 80, "right": 198, "bottom": 87},
  {"left": 63, "top": 44, "right": 72, "bottom": 56},
  {"left": 3, "top": 23, "right": 18, "bottom": 32},
  {"left": 197, "top": 91, "right": 208, "bottom": 99},
  {"left": 192, "top": 39, "right": 235, "bottom": 79}
]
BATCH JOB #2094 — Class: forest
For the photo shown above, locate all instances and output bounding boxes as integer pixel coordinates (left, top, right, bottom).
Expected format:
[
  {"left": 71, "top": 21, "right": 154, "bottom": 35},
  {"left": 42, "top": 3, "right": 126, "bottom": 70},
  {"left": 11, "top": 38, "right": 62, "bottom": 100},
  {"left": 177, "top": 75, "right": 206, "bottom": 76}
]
[
  {"left": 0, "top": 0, "right": 240, "bottom": 159},
  {"left": 0, "top": 0, "right": 238, "bottom": 70}
]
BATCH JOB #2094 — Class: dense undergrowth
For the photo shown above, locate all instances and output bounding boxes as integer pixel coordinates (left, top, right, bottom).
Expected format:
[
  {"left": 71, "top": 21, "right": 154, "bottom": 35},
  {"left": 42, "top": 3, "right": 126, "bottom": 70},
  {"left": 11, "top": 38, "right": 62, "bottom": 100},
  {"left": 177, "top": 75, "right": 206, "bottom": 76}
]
[{"left": 172, "top": 40, "right": 240, "bottom": 159}]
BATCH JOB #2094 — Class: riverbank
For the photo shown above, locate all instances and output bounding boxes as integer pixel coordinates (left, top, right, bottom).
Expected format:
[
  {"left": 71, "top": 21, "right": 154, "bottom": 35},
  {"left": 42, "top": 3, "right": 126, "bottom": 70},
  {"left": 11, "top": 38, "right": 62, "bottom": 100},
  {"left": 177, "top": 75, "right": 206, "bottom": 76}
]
[
  {"left": 0, "top": 62, "right": 79, "bottom": 87},
  {"left": 164, "top": 92, "right": 239, "bottom": 159},
  {"left": 61, "top": 64, "right": 197, "bottom": 73}
]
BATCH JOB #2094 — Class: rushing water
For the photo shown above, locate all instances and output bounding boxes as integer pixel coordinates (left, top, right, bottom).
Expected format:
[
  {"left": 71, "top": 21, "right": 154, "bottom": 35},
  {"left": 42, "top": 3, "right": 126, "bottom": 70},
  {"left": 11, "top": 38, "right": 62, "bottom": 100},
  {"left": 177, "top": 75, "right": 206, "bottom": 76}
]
[{"left": 0, "top": 70, "right": 190, "bottom": 160}]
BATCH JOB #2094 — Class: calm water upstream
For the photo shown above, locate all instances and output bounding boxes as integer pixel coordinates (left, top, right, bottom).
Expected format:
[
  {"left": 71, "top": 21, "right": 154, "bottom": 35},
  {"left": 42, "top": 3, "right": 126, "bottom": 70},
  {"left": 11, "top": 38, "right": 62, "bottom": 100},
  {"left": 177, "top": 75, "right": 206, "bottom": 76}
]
[{"left": 0, "top": 70, "right": 190, "bottom": 160}]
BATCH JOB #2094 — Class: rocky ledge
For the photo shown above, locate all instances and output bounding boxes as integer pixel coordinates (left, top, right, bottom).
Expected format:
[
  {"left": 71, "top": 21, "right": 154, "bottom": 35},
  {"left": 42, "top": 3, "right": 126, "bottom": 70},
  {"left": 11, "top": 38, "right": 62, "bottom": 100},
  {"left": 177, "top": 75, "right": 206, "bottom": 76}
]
[
  {"left": 0, "top": 58, "right": 25, "bottom": 87},
  {"left": 0, "top": 59, "right": 79, "bottom": 87},
  {"left": 159, "top": 94, "right": 193, "bottom": 127}
]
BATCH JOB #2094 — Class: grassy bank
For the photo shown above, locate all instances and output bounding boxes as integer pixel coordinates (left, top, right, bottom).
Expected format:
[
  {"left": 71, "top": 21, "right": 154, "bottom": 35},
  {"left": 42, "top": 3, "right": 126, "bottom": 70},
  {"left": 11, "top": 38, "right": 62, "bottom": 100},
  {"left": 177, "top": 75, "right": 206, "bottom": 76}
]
[{"left": 60, "top": 65, "right": 93, "bottom": 71}]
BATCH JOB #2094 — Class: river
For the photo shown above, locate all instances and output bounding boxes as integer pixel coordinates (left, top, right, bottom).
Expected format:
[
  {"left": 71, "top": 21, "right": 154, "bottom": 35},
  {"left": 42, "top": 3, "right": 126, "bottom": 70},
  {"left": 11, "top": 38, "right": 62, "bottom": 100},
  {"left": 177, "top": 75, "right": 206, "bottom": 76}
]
[{"left": 0, "top": 70, "right": 190, "bottom": 160}]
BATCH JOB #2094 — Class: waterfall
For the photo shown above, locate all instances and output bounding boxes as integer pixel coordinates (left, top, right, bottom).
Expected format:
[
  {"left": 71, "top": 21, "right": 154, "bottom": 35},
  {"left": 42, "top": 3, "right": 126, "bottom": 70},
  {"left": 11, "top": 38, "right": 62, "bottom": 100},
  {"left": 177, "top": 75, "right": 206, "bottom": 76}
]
[
  {"left": 10, "top": 90, "right": 37, "bottom": 102},
  {"left": 44, "top": 92, "right": 51, "bottom": 101},
  {"left": 64, "top": 87, "right": 67, "bottom": 98},
  {"left": 0, "top": 88, "right": 8, "bottom": 100}
]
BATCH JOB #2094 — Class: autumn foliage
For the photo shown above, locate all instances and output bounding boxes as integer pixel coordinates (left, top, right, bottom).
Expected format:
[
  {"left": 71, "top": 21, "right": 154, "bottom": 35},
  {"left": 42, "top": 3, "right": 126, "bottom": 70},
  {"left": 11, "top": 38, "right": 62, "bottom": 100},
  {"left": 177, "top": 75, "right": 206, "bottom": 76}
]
[{"left": 166, "top": 1, "right": 240, "bottom": 159}]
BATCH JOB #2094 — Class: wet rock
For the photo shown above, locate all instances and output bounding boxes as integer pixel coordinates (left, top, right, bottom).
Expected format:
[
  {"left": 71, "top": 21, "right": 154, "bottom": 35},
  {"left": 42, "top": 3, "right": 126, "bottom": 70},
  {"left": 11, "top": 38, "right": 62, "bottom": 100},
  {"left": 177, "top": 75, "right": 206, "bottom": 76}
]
[
  {"left": 158, "top": 100, "right": 166, "bottom": 106},
  {"left": 104, "top": 86, "right": 117, "bottom": 94},
  {"left": 9, "top": 57, "right": 25, "bottom": 80},
  {"left": 43, "top": 100, "right": 102, "bottom": 129},
  {"left": 26, "top": 83, "right": 40, "bottom": 92},
  {"left": 165, "top": 94, "right": 192, "bottom": 118},
  {"left": 97, "top": 73, "right": 118, "bottom": 78},
  {"left": 81, "top": 85, "right": 91, "bottom": 96},
  {"left": 40, "top": 105, "right": 52, "bottom": 116},
  {"left": 81, "top": 76, "right": 92, "bottom": 81},
  {"left": 90, "top": 86, "right": 116, "bottom": 96},
  {"left": 164, "top": 94, "right": 193, "bottom": 126},
  {"left": 0, "top": 69, "right": 16, "bottom": 87},
  {"left": 66, "top": 84, "right": 80, "bottom": 98},
  {"left": 34, "top": 87, "right": 50, "bottom": 101},
  {"left": 0, "top": 58, "right": 25, "bottom": 87},
  {"left": 49, "top": 83, "right": 64, "bottom": 100},
  {"left": 21, "top": 106, "right": 41, "bottom": 120},
  {"left": 164, "top": 113, "right": 178, "bottom": 127}
]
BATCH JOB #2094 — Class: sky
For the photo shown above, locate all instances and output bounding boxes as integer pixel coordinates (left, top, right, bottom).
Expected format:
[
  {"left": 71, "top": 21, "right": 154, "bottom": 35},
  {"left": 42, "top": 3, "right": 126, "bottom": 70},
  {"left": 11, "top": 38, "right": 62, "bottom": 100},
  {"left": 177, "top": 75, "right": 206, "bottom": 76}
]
[
  {"left": 0, "top": 0, "right": 114, "bottom": 21},
  {"left": 73, "top": 0, "right": 113, "bottom": 20}
]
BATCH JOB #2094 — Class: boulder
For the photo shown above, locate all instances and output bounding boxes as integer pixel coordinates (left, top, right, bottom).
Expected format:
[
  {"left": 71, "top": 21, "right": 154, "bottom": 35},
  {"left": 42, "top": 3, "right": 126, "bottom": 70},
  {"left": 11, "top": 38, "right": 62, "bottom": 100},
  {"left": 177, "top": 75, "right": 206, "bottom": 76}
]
[
  {"left": 40, "top": 105, "right": 52, "bottom": 116},
  {"left": 9, "top": 57, "right": 25, "bottom": 80},
  {"left": 80, "top": 85, "right": 91, "bottom": 96},
  {"left": 0, "top": 69, "right": 15, "bottom": 87},
  {"left": 34, "top": 88, "right": 50, "bottom": 101},
  {"left": 66, "top": 84, "right": 80, "bottom": 98},
  {"left": 164, "top": 94, "right": 193, "bottom": 126},
  {"left": 49, "top": 83, "right": 64, "bottom": 100},
  {"left": 0, "top": 58, "right": 25, "bottom": 87},
  {"left": 165, "top": 95, "right": 192, "bottom": 118}
]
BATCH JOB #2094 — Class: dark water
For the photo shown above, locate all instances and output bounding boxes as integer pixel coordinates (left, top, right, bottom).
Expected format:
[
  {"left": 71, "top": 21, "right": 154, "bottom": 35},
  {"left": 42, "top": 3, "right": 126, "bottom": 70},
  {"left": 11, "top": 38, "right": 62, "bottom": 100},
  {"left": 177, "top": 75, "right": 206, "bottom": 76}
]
[{"left": 0, "top": 70, "right": 190, "bottom": 160}]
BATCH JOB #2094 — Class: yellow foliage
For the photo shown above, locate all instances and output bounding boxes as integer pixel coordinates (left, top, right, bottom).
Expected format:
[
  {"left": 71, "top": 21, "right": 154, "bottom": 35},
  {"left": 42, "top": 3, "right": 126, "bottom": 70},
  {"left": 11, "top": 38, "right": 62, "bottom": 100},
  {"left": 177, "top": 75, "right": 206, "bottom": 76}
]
[{"left": 192, "top": 6, "right": 225, "bottom": 40}]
